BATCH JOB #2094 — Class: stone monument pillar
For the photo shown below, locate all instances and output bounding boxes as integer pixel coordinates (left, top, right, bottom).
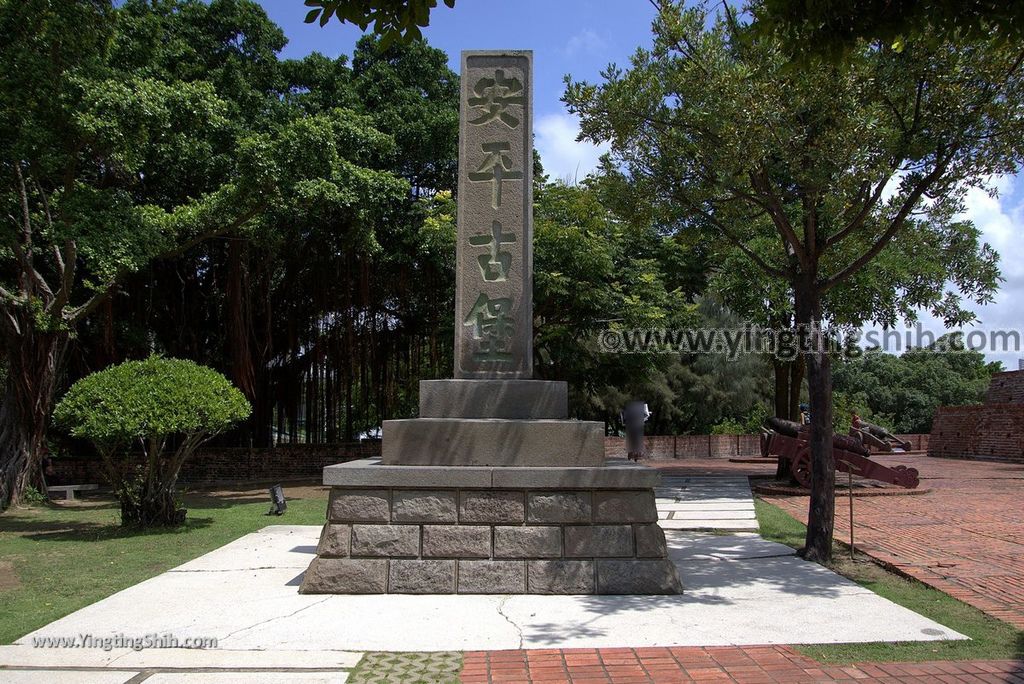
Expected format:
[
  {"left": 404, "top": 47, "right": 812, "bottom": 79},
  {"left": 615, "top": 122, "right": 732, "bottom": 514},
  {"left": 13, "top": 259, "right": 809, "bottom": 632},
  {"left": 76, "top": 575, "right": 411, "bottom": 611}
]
[
  {"left": 455, "top": 51, "right": 533, "bottom": 380},
  {"left": 300, "top": 51, "right": 682, "bottom": 596}
]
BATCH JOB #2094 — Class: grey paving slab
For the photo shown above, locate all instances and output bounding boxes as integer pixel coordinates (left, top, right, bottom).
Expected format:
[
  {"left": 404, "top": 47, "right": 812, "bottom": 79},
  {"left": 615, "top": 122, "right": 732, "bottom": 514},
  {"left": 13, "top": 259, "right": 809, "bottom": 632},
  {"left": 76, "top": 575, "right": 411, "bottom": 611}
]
[
  {"left": 0, "top": 645, "right": 362, "bottom": 670},
  {"left": 667, "top": 510, "right": 758, "bottom": 520},
  {"left": 146, "top": 674, "right": 348, "bottom": 684},
  {"left": 10, "top": 525, "right": 964, "bottom": 658},
  {"left": 655, "top": 476, "right": 758, "bottom": 532},
  {"left": 0, "top": 672, "right": 138, "bottom": 684},
  {"left": 660, "top": 519, "right": 760, "bottom": 531}
]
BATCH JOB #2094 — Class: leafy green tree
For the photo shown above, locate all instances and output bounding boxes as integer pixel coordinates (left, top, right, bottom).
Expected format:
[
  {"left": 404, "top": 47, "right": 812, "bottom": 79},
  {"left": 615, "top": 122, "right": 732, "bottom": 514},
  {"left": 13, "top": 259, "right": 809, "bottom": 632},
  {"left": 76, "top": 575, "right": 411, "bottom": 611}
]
[
  {"left": 302, "top": 0, "right": 455, "bottom": 45},
  {"left": 0, "top": 0, "right": 409, "bottom": 510},
  {"left": 533, "top": 179, "right": 707, "bottom": 425},
  {"left": 99, "top": 32, "right": 458, "bottom": 447},
  {"left": 833, "top": 343, "right": 999, "bottom": 433},
  {"left": 54, "top": 357, "right": 250, "bottom": 526},
  {"left": 758, "top": 0, "right": 1024, "bottom": 62},
  {"left": 565, "top": 2, "right": 1018, "bottom": 560}
]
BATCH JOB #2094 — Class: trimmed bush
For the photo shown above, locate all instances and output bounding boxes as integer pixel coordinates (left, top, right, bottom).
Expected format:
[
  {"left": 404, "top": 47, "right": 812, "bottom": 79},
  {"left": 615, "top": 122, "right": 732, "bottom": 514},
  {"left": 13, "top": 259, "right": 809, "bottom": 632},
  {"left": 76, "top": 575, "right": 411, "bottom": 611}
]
[{"left": 54, "top": 356, "right": 251, "bottom": 526}]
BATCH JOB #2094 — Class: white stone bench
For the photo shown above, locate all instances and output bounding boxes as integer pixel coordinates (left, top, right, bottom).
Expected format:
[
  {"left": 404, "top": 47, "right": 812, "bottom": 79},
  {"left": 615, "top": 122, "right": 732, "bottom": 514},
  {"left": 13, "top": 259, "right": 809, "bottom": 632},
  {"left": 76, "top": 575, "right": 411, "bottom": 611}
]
[{"left": 48, "top": 484, "right": 99, "bottom": 501}]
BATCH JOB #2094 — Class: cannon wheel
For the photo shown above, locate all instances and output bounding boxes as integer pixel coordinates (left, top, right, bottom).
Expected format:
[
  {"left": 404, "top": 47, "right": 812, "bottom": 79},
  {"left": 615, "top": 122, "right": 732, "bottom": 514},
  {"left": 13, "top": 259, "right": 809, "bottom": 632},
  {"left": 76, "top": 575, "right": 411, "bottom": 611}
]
[{"left": 791, "top": 448, "right": 812, "bottom": 488}]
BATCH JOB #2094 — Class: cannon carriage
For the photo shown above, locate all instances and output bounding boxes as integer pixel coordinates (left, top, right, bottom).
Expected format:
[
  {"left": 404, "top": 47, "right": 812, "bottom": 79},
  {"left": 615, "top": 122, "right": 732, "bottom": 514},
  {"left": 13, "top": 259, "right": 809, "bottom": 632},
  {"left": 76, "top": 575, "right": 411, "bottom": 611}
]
[{"left": 761, "top": 417, "right": 920, "bottom": 489}]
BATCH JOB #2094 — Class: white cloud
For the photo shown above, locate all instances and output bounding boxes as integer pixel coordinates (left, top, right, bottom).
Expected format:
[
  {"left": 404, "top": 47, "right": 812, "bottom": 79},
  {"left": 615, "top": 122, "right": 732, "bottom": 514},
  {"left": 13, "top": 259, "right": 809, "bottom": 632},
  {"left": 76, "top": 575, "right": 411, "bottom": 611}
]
[
  {"left": 534, "top": 111, "right": 610, "bottom": 184},
  {"left": 564, "top": 29, "right": 607, "bottom": 57},
  {"left": 861, "top": 174, "right": 1024, "bottom": 368}
]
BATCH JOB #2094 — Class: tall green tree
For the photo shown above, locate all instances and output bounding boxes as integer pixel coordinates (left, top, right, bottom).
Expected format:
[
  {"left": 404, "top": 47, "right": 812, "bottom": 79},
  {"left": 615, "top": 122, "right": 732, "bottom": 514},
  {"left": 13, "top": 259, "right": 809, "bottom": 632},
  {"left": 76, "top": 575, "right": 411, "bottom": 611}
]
[
  {"left": 532, "top": 178, "right": 703, "bottom": 421},
  {"left": 833, "top": 342, "right": 999, "bottom": 434},
  {"left": 0, "top": 0, "right": 409, "bottom": 509},
  {"left": 92, "top": 32, "right": 459, "bottom": 448},
  {"left": 565, "top": 1, "right": 1017, "bottom": 560}
]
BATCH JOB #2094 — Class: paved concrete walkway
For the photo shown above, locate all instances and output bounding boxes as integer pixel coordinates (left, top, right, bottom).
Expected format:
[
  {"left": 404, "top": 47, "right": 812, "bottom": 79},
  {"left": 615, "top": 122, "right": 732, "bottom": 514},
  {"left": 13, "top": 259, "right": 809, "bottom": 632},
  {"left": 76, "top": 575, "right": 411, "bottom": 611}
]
[
  {"left": 656, "top": 476, "right": 758, "bottom": 531},
  {"left": 461, "top": 645, "right": 1024, "bottom": 683},
  {"left": 763, "top": 454, "right": 1024, "bottom": 629},
  {"left": 0, "top": 524, "right": 961, "bottom": 680}
]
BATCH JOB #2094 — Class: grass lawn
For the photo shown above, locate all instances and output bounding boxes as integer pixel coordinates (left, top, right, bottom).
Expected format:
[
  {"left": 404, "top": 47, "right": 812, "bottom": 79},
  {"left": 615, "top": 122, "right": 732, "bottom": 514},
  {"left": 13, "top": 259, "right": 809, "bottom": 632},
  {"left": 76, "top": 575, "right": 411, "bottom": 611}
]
[
  {"left": 0, "top": 483, "right": 328, "bottom": 645},
  {"left": 755, "top": 498, "right": 1024, "bottom": 663}
]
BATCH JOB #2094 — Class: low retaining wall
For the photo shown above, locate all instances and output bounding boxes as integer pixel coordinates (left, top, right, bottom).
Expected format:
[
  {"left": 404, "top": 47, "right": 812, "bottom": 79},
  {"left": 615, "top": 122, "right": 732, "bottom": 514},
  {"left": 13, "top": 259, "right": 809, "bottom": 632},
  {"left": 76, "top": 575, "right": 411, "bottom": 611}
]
[
  {"left": 601, "top": 434, "right": 927, "bottom": 460},
  {"left": 603, "top": 435, "right": 762, "bottom": 460},
  {"left": 52, "top": 441, "right": 382, "bottom": 486},
  {"left": 929, "top": 405, "right": 1024, "bottom": 463}
]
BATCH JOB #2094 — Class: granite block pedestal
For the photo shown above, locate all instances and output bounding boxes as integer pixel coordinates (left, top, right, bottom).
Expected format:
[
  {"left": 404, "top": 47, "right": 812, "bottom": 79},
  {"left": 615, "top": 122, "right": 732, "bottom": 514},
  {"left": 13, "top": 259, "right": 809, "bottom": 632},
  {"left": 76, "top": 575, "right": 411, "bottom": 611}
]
[{"left": 299, "top": 458, "right": 682, "bottom": 595}]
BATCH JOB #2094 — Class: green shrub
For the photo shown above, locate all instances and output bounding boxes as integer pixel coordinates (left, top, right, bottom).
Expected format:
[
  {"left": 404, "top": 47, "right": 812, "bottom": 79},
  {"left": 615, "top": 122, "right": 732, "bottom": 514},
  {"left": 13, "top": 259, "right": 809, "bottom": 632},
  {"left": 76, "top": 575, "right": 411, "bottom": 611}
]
[
  {"left": 54, "top": 356, "right": 251, "bottom": 526},
  {"left": 21, "top": 486, "right": 49, "bottom": 505},
  {"left": 710, "top": 403, "right": 770, "bottom": 435}
]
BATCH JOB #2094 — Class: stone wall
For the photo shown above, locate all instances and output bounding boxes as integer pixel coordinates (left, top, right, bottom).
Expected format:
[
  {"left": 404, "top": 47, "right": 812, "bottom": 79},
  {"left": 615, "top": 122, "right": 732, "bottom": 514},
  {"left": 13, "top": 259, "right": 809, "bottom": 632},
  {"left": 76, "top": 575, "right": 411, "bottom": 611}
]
[
  {"left": 985, "top": 370, "right": 1024, "bottom": 404},
  {"left": 929, "top": 405, "right": 1024, "bottom": 463},
  {"left": 300, "top": 485, "right": 680, "bottom": 595}
]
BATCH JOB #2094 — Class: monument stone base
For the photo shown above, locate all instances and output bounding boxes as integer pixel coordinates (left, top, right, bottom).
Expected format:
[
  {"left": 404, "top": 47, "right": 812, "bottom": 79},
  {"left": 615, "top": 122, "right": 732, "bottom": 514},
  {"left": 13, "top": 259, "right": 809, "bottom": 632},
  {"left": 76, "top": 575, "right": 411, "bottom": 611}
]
[{"left": 299, "top": 458, "right": 683, "bottom": 595}]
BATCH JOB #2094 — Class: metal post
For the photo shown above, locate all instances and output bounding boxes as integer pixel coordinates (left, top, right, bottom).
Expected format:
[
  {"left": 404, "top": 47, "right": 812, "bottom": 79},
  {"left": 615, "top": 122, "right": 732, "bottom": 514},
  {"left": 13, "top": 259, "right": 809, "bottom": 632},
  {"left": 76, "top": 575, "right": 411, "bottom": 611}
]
[{"left": 848, "top": 468, "right": 855, "bottom": 560}]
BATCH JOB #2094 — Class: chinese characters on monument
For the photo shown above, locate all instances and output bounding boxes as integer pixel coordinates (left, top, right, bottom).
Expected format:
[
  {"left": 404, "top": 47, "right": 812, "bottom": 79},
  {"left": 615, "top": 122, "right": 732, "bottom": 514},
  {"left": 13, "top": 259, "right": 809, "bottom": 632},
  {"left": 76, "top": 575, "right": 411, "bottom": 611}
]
[{"left": 456, "top": 52, "right": 533, "bottom": 378}]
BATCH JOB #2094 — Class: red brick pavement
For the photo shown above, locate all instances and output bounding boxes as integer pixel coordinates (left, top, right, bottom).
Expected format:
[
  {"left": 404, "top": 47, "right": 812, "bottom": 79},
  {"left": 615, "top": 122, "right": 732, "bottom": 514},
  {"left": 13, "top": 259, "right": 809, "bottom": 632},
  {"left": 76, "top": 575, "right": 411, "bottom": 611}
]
[
  {"left": 754, "top": 454, "right": 1024, "bottom": 630},
  {"left": 460, "top": 646, "right": 1024, "bottom": 683},
  {"left": 461, "top": 457, "right": 1024, "bottom": 683}
]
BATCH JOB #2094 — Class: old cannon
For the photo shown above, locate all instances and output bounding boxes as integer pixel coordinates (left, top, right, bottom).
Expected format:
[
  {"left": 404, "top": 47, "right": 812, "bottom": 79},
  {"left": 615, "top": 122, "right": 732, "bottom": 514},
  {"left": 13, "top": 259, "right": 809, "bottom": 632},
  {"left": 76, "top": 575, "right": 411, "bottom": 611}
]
[
  {"left": 850, "top": 414, "right": 913, "bottom": 453},
  {"left": 762, "top": 417, "right": 920, "bottom": 489}
]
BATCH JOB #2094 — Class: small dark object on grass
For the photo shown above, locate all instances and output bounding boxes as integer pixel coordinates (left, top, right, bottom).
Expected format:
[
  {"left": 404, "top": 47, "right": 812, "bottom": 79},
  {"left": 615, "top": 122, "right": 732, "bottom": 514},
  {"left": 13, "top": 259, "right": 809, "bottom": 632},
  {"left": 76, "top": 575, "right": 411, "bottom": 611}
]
[{"left": 267, "top": 484, "right": 287, "bottom": 516}]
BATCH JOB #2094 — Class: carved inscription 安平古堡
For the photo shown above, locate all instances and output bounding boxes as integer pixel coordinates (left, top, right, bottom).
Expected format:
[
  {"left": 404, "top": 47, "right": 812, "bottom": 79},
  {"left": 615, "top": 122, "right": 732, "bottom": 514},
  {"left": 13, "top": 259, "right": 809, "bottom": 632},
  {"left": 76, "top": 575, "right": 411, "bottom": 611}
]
[{"left": 455, "top": 52, "right": 533, "bottom": 379}]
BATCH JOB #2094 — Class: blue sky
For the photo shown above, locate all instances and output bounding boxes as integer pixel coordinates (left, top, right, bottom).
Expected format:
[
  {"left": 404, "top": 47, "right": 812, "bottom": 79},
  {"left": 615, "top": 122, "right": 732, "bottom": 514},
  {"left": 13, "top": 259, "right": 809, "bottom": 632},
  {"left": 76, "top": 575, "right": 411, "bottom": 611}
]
[{"left": 258, "top": 0, "right": 1023, "bottom": 368}]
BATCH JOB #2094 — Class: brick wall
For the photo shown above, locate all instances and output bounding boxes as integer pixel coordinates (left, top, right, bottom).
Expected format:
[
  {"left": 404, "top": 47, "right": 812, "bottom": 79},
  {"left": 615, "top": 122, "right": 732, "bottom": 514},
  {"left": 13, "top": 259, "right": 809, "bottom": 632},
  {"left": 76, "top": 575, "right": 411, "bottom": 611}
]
[
  {"left": 52, "top": 441, "right": 382, "bottom": 486},
  {"left": 895, "top": 434, "right": 929, "bottom": 451},
  {"left": 603, "top": 434, "right": 763, "bottom": 460},
  {"left": 985, "top": 370, "right": 1024, "bottom": 404},
  {"left": 928, "top": 405, "right": 1024, "bottom": 463},
  {"left": 603, "top": 433, "right": 926, "bottom": 460}
]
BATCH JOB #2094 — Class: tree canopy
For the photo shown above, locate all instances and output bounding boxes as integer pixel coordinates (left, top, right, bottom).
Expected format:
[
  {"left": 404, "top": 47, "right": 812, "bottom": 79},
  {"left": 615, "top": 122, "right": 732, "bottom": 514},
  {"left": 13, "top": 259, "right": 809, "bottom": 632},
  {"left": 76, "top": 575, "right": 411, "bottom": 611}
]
[
  {"left": 833, "top": 342, "right": 999, "bottom": 434},
  {"left": 302, "top": 0, "right": 455, "bottom": 45},
  {"left": 54, "top": 356, "right": 251, "bottom": 446},
  {"left": 564, "top": 0, "right": 1022, "bottom": 560},
  {"left": 757, "top": 0, "right": 1024, "bottom": 62}
]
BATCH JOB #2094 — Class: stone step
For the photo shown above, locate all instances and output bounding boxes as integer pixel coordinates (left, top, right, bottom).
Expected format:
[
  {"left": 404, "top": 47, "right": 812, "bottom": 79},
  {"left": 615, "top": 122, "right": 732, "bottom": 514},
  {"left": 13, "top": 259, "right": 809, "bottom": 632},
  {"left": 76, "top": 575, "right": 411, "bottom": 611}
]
[
  {"left": 382, "top": 418, "right": 605, "bottom": 467},
  {"left": 654, "top": 475, "right": 758, "bottom": 531},
  {"left": 664, "top": 510, "right": 756, "bottom": 520},
  {"left": 659, "top": 519, "right": 759, "bottom": 531},
  {"left": 657, "top": 503, "right": 755, "bottom": 511},
  {"left": 419, "top": 379, "right": 567, "bottom": 419}
]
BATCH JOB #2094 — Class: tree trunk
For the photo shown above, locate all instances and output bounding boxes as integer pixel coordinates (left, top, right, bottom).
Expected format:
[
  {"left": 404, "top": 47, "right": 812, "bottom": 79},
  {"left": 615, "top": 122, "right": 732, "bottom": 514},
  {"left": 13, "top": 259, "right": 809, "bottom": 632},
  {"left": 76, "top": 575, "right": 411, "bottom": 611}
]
[
  {"left": 119, "top": 489, "right": 184, "bottom": 527},
  {"left": 773, "top": 356, "right": 806, "bottom": 478},
  {"left": 794, "top": 283, "right": 835, "bottom": 563},
  {"left": 772, "top": 358, "right": 790, "bottom": 420},
  {"left": 789, "top": 356, "right": 805, "bottom": 422},
  {"left": 0, "top": 319, "right": 70, "bottom": 511}
]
